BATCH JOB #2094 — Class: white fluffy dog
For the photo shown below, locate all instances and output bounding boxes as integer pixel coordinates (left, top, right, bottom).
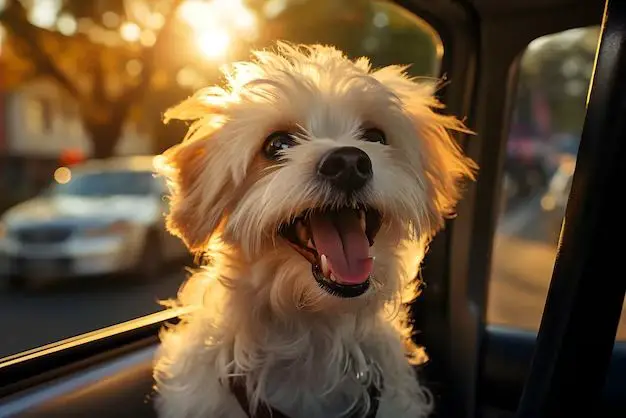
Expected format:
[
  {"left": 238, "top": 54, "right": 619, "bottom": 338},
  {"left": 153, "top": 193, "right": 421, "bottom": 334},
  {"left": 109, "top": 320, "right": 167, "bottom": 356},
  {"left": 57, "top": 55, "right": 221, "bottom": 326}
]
[{"left": 153, "top": 43, "right": 476, "bottom": 418}]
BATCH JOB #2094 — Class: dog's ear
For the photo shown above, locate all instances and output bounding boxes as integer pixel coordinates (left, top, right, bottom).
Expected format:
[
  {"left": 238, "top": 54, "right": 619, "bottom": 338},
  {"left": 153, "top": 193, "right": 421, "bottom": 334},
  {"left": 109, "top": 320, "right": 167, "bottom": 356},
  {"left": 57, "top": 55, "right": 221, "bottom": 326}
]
[
  {"left": 155, "top": 90, "right": 234, "bottom": 252},
  {"left": 372, "top": 66, "right": 477, "bottom": 222}
]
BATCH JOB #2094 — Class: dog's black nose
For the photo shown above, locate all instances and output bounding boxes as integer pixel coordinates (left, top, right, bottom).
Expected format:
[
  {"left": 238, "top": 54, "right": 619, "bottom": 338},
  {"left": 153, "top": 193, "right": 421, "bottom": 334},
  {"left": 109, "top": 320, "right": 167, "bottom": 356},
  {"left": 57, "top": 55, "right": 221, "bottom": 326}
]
[{"left": 317, "top": 146, "right": 373, "bottom": 192}]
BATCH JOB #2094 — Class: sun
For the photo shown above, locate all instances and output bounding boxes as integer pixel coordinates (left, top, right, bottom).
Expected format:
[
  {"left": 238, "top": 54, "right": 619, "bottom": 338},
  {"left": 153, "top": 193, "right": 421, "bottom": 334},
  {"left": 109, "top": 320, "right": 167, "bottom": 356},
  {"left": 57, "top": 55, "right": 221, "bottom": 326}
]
[
  {"left": 178, "top": 0, "right": 257, "bottom": 61},
  {"left": 197, "top": 28, "right": 230, "bottom": 60}
]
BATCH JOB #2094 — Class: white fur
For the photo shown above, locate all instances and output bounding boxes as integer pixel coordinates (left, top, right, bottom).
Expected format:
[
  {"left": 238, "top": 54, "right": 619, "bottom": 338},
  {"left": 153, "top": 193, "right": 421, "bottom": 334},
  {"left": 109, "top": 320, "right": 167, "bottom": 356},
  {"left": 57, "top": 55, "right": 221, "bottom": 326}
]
[{"left": 153, "top": 43, "right": 476, "bottom": 418}]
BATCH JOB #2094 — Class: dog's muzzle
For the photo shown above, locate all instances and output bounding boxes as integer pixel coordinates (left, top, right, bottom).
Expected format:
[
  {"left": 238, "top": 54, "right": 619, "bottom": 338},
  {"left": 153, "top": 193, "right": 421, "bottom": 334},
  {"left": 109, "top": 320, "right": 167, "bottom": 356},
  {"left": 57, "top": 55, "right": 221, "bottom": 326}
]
[{"left": 278, "top": 147, "right": 382, "bottom": 299}]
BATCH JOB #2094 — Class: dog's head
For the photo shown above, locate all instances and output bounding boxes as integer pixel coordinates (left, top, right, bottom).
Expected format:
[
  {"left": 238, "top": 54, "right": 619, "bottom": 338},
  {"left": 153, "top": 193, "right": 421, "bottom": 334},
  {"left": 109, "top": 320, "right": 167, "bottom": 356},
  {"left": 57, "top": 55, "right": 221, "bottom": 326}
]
[{"left": 156, "top": 43, "right": 476, "bottom": 310}]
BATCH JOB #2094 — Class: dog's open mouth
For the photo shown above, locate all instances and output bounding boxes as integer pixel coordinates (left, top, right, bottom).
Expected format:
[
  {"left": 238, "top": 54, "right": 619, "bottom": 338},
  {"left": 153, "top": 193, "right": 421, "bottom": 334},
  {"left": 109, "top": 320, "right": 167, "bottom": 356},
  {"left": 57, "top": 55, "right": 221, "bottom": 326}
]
[{"left": 279, "top": 206, "right": 382, "bottom": 298}]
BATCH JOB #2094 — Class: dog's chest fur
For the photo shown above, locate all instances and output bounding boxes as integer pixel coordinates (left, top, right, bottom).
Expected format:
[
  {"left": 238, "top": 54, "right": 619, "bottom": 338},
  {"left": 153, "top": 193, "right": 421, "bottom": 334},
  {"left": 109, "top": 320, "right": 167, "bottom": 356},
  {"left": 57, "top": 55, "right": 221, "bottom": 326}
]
[
  {"left": 257, "top": 345, "right": 379, "bottom": 417},
  {"left": 228, "top": 316, "right": 385, "bottom": 417},
  {"left": 155, "top": 291, "right": 429, "bottom": 418},
  {"left": 154, "top": 246, "right": 431, "bottom": 418}
]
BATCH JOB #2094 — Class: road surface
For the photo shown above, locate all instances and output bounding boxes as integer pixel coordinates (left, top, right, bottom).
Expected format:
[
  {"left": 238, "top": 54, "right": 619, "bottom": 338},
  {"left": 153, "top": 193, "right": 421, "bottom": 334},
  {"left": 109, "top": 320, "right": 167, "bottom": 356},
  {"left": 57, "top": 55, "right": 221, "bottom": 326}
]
[
  {"left": 489, "top": 193, "right": 626, "bottom": 340},
  {"left": 1, "top": 195, "right": 624, "bottom": 360},
  {"left": 0, "top": 269, "right": 185, "bottom": 359}
]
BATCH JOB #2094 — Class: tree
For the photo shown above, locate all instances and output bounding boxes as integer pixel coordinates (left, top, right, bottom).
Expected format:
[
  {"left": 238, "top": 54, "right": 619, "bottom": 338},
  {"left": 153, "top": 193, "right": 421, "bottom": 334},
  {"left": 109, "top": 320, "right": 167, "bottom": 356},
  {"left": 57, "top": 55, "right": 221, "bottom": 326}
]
[
  {"left": 0, "top": 0, "right": 441, "bottom": 158},
  {"left": 515, "top": 27, "right": 600, "bottom": 135},
  {"left": 0, "top": 0, "right": 184, "bottom": 158},
  {"left": 248, "top": 0, "right": 438, "bottom": 77},
  {"left": 147, "top": 0, "right": 441, "bottom": 151}
]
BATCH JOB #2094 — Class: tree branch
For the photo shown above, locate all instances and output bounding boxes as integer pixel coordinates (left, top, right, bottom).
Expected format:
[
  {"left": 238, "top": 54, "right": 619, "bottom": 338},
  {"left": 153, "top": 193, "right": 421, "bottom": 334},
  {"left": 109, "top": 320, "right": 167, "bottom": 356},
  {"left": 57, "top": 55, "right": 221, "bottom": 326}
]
[
  {"left": 119, "top": 0, "right": 185, "bottom": 106},
  {"left": 0, "top": 0, "right": 82, "bottom": 98},
  {"left": 91, "top": 50, "right": 107, "bottom": 104}
]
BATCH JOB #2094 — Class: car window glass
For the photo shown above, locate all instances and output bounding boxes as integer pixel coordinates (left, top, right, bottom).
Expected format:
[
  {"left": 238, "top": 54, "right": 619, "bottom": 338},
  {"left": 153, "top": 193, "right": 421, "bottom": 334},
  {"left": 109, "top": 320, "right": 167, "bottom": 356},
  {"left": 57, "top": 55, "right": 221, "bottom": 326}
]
[
  {"left": 488, "top": 26, "right": 626, "bottom": 340},
  {"left": 0, "top": 0, "right": 442, "bottom": 359},
  {"left": 51, "top": 170, "right": 155, "bottom": 196}
]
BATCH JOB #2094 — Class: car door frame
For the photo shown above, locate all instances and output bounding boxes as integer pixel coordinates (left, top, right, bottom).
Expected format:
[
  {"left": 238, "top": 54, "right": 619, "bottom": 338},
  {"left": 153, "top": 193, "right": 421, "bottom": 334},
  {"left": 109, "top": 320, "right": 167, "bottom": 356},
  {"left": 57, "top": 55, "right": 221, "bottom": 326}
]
[{"left": 400, "top": 0, "right": 613, "bottom": 417}]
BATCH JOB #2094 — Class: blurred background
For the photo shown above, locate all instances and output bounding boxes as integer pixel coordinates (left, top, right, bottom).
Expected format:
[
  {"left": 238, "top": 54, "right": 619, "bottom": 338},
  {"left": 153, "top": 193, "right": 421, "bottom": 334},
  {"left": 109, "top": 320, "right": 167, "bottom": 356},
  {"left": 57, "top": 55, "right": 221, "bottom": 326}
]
[{"left": 0, "top": 0, "right": 620, "bottom": 360}]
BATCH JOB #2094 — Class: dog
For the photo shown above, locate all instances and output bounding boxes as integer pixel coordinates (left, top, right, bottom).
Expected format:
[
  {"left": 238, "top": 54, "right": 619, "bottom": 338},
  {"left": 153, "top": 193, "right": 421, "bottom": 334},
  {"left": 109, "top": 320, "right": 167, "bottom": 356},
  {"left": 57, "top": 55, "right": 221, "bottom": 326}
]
[{"left": 152, "top": 42, "right": 476, "bottom": 418}]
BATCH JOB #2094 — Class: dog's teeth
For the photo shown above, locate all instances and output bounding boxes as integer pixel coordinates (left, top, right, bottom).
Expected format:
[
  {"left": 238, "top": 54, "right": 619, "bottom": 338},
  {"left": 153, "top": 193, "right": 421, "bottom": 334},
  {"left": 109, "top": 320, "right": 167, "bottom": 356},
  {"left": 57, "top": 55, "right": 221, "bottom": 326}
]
[
  {"left": 320, "top": 254, "right": 330, "bottom": 277},
  {"left": 360, "top": 213, "right": 366, "bottom": 232},
  {"left": 307, "top": 239, "right": 314, "bottom": 249},
  {"left": 329, "top": 273, "right": 338, "bottom": 282}
]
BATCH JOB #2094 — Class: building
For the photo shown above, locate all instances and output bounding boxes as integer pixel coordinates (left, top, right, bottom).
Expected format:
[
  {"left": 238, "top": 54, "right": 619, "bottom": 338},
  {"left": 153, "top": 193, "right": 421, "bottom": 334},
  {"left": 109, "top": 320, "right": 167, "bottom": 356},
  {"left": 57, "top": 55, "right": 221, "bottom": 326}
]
[
  {"left": 0, "top": 79, "right": 152, "bottom": 213},
  {"left": 5, "top": 79, "right": 151, "bottom": 157}
]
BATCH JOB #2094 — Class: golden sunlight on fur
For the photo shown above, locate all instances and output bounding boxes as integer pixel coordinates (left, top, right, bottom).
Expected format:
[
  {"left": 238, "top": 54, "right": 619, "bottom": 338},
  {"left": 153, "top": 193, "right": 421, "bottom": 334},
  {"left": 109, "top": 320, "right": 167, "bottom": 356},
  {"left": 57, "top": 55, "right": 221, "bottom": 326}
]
[{"left": 152, "top": 42, "right": 476, "bottom": 418}]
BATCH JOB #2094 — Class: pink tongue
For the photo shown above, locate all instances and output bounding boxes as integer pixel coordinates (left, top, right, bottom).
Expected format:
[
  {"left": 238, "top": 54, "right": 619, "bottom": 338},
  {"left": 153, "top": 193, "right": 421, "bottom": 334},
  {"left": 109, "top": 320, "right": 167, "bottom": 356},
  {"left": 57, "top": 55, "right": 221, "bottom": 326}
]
[{"left": 309, "top": 209, "right": 373, "bottom": 284}]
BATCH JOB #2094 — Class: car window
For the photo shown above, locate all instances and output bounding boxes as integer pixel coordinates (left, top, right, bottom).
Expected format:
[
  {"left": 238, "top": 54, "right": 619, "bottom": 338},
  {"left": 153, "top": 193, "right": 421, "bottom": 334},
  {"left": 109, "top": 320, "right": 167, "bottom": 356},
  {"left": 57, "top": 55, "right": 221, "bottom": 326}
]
[
  {"left": 0, "top": 0, "right": 442, "bottom": 360},
  {"left": 51, "top": 170, "right": 155, "bottom": 197},
  {"left": 488, "top": 26, "right": 626, "bottom": 340}
]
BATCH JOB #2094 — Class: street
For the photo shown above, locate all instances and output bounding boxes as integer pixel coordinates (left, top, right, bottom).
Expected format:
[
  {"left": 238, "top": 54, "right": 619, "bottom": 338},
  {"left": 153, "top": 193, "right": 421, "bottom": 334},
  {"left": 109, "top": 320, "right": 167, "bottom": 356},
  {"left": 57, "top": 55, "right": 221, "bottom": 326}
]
[
  {"left": 489, "top": 193, "right": 626, "bottom": 340},
  {"left": 1, "top": 194, "right": 624, "bottom": 360},
  {"left": 0, "top": 269, "right": 185, "bottom": 358}
]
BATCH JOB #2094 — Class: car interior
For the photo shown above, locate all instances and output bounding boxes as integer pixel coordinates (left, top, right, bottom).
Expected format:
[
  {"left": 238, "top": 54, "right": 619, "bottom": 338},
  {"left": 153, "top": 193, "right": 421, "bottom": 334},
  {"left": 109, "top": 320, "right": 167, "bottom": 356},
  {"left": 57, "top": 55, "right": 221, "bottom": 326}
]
[{"left": 0, "top": 0, "right": 624, "bottom": 417}]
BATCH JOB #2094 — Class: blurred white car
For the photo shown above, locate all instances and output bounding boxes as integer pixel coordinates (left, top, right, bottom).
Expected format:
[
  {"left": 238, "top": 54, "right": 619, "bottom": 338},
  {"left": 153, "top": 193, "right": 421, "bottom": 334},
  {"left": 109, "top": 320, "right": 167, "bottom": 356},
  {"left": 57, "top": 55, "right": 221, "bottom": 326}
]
[{"left": 0, "top": 156, "right": 187, "bottom": 288}]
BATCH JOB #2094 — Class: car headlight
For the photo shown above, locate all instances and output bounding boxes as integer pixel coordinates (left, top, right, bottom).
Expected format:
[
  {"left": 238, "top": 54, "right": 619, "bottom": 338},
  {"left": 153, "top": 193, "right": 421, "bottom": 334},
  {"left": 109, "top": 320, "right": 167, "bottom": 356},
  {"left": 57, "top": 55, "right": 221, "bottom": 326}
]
[{"left": 81, "top": 220, "right": 133, "bottom": 238}]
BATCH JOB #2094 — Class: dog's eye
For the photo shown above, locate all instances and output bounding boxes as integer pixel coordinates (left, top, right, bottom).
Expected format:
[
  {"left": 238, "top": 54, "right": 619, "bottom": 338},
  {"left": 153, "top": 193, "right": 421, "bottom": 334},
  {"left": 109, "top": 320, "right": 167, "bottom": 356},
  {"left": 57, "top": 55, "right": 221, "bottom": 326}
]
[
  {"left": 264, "top": 131, "right": 297, "bottom": 159},
  {"left": 361, "top": 128, "right": 386, "bottom": 145}
]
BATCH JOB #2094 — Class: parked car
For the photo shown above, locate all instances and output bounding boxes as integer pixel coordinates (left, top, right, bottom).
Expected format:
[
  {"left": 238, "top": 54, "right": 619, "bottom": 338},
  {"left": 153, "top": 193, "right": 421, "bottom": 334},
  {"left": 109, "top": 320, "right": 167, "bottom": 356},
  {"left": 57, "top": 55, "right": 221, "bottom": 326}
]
[{"left": 0, "top": 156, "right": 186, "bottom": 288}]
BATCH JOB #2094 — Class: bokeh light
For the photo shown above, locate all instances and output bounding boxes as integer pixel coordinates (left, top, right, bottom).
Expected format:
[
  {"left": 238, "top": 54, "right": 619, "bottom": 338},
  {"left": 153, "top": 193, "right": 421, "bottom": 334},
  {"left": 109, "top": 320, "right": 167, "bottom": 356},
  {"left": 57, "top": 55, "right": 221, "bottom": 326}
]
[
  {"left": 176, "top": 67, "right": 203, "bottom": 88},
  {"left": 197, "top": 28, "right": 230, "bottom": 60},
  {"left": 29, "top": 0, "right": 60, "bottom": 29},
  {"left": 146, "top": 13, "right": 165, "bottom": 29},
  {"left": 102, "top": 11, "right": 121, "bottom": 28},
  {"left": 126, "top": 59, "right": 143, "bottom": 76},
  {"left": 178, "top": 0, "right": 212, "bottom": 30},
  {"left": 53, "top": 167, "right": 72, "bottom": 184},
  {"left": 140, "top": 30, "right": 156, "bottom": 46},
  {"left": 120, "top": 22, "right": 141, "bottom": 42},
  {"left": 178, "top": 0, "right": 258, "bottom": 61},
  {"left": 263, "top": 0, "right": 288, "bottom": 19},
  {"left": 56, "top": 14, "right": 77, "bottom": 36}
]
